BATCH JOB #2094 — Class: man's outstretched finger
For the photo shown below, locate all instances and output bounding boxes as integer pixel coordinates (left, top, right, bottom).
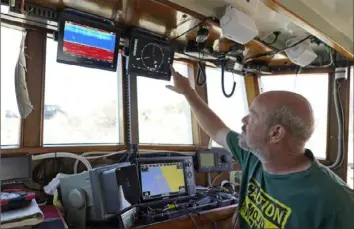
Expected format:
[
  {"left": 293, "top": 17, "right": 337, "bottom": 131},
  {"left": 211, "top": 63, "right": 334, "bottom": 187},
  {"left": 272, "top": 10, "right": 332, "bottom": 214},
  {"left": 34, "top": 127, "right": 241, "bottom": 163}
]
[
  {"left": 170, "top": 65, "right": 176, "bottom": 75},
  {"left": 166, "top": 85, "right": 180, "bottom": 94}
]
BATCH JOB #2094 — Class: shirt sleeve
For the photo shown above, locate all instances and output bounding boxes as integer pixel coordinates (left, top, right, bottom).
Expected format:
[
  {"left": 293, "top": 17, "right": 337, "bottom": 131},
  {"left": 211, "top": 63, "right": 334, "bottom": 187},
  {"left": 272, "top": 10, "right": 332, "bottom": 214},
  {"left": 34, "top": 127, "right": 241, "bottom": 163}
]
[{"left": 225, "top": 130, "right": 250, "bottom": 167}]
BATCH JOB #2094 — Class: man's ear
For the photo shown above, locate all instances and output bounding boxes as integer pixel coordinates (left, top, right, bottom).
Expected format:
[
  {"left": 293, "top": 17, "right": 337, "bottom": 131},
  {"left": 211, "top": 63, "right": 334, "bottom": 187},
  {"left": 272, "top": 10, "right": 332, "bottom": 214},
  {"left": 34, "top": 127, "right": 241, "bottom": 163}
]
[{"left": 268, "top": 125, "right": 285, "bottom": 143}]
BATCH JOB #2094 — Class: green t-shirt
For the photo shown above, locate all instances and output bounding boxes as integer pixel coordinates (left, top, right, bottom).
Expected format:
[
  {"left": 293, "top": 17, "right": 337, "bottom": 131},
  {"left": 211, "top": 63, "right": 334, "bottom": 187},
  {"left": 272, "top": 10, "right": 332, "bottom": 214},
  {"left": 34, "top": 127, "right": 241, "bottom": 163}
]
[{"left": 226, "top": 131, "right": 354, "bottom": 229}]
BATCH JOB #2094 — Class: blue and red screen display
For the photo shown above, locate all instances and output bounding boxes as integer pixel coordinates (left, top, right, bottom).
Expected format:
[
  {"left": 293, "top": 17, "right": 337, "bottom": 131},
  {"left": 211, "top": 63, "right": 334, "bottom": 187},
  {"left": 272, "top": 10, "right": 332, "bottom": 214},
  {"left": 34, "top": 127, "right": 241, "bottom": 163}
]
[{"left": 63, "top": 21, "right": 116, "bottom": 63}]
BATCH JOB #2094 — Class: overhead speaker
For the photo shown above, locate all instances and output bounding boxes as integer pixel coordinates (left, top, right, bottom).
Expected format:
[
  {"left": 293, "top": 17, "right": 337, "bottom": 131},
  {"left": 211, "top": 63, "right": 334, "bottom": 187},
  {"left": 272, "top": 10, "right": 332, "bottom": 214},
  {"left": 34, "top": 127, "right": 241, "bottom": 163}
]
[
  {"left": 285, "top": 37, "right": 317, "bottom": 67},
  {"left": 220, "top": 5, "right": 258, "bottom": 44}
]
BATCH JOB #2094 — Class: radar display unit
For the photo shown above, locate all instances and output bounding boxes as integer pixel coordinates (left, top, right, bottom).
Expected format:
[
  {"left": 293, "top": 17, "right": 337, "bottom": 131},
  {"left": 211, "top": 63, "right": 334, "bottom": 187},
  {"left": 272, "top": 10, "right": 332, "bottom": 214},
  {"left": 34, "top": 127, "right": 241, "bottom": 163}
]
[{"left": 128, "top": 28, "right": 174, "bottom": 81}]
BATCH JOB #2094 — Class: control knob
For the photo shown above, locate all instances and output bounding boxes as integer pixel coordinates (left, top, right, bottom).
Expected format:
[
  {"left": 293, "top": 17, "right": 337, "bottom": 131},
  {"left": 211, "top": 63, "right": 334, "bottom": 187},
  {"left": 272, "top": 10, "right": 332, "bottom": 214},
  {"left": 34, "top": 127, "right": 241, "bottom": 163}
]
[{"left": 220, "top": 155, "right": 229, "bottom": 163}]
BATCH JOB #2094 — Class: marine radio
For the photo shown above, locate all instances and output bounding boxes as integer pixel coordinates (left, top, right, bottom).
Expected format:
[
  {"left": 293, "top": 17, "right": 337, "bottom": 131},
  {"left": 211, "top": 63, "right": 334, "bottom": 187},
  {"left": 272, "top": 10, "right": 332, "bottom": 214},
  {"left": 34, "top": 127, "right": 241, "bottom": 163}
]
[{"left": 196, "top": 148, "right": 233, "bottom": 172}]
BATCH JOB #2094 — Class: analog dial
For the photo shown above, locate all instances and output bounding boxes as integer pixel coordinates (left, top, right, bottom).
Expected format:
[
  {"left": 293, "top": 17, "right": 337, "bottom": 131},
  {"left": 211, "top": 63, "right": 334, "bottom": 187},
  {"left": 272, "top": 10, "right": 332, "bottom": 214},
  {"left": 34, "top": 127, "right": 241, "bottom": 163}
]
[{"left": 141, "top": 43, "right": 164, "bottom": 71}]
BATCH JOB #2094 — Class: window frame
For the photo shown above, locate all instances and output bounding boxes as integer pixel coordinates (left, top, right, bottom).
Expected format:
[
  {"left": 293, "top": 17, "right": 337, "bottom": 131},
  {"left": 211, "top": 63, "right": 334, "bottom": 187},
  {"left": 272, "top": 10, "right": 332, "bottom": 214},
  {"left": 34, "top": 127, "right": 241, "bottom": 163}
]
[
  {"left": 0, "top": 24, "right": 26, "bottom": 149},
  {"left": 204, "top": 65, "right": 249, "bottom": 146},
  {"left": 42, "top": 35, "right": 126, "bottom": 149},
  {"left": 259, "top": 69, "right": 339, "bottom": 165},
  {"left": 136, "top": 60, "right": 203, "bottom": 150},
  {"left": 1, "top": 28, "right": 128, "bottom": 154},
  {"left": 1, "top": 20, "right": 350, "bottom": 179},
  {"left": 43, "top": 37, "right": 125, "bottom": 146}
]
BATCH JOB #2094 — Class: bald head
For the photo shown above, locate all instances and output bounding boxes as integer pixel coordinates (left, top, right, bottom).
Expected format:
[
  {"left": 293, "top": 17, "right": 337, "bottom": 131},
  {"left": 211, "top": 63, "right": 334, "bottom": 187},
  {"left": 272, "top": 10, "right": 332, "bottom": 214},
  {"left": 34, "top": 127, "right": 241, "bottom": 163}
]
[{"left": 254, "top": 91, "right": 315, "bottom": 142}]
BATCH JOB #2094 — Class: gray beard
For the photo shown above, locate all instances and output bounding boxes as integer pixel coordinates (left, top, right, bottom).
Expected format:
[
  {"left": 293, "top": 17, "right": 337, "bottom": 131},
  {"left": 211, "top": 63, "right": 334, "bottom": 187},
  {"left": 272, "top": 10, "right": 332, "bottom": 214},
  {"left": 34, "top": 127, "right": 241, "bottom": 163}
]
[
  {"left": 238, "top": 136, "right": 262, "bottom": 159},
  {"left": 238, "top": 136, "right": 252, "bottom": 151}
]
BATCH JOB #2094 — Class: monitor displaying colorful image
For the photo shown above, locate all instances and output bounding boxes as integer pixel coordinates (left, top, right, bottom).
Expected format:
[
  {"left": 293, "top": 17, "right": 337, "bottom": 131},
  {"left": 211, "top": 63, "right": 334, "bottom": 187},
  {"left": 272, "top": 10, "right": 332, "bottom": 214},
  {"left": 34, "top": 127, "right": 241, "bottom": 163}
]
[
  {"left": 56, "top": 12, "right": 120, "bottom": 71},
  {"left": 63, "top": 21, "right": 116, "bottom": 63}
]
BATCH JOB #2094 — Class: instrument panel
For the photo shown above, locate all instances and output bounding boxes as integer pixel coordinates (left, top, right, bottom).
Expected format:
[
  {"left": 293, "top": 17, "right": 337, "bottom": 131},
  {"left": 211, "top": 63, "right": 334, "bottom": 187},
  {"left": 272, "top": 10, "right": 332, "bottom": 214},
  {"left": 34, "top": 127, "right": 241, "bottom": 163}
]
[
  {"left": 128, "top": 28, "right": 174, "bottom": 81},
  {"left": 195, "top": 149, "right": 233, "bottom": 172}
]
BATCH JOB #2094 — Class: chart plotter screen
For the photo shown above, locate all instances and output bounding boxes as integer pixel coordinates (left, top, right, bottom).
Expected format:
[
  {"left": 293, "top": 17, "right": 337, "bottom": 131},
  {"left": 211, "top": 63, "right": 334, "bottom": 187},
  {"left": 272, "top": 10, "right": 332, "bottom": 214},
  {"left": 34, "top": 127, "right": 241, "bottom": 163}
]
[{"left": 140, "top": 162, "right": 186, "bottom": 200}]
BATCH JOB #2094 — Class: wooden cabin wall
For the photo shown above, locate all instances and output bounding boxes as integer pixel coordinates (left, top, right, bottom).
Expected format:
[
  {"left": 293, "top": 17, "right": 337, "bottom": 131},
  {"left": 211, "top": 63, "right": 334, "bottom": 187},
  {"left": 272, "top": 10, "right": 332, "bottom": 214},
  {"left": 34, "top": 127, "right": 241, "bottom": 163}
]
[
  {"left": 1, "top": 0, "right": 353, "bottom": 185},
  {"left": 1, "top": 25, "right": 352, "bottom": 184}
]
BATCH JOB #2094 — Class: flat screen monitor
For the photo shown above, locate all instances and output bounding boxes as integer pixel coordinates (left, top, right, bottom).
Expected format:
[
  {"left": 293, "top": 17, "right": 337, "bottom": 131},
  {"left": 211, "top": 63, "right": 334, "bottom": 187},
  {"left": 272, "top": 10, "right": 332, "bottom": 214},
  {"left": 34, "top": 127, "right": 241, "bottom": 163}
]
[
  {"left": 136, "top": 156, "right": 196, "bottom": 202},
  {"left": 1, "top": 155, "right": 32, "bottom": 185},
  {"left": 200, "top": 152, "right": 215, "bottom": 167},
  {"left": 140, "top": 162, "right": 186, "bottom": 200},
  {"left": 57, "top": 12, "right": 120, "bottom": 71}
]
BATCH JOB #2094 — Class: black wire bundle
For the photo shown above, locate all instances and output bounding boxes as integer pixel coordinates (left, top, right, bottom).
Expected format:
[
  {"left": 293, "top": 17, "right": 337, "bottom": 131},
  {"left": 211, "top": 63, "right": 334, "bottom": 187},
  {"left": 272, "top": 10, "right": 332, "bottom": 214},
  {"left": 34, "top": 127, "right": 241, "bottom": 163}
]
[{"left": 32, "top": 158, "right": 72, "bottom": 188}]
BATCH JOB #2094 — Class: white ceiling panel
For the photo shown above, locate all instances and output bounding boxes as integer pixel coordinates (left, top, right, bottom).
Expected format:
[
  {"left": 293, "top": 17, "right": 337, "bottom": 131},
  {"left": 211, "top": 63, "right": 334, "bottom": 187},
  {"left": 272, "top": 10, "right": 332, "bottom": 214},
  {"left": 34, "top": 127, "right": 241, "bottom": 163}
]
[
  {"left": 167, "top": 0, "right": 309, "bottom": 48},
  {"left": 168, "top": 0, "right": 353, "bottom": 56}
]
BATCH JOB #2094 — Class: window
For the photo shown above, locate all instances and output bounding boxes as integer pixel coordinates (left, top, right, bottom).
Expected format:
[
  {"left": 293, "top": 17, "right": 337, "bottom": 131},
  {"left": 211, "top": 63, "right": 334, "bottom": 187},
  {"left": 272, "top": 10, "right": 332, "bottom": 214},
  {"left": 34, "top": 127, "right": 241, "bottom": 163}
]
[
  {"left": 260, "top": 74, "right": 329, "bottom": 159},
  {"left": 43, "top": 38, "right": 121, "bottom": 145},
  {"left": 348, "top": 66, "right": 353, "bottom": 189},
  {"left": 137, "top": 62, "right": 193, "bottom": 144},
  {"left": 0, "top": 26, "right": 23, "bottom": 147},
  {"left": 206, "top": 67, "right": 248, "bottom": 147}
]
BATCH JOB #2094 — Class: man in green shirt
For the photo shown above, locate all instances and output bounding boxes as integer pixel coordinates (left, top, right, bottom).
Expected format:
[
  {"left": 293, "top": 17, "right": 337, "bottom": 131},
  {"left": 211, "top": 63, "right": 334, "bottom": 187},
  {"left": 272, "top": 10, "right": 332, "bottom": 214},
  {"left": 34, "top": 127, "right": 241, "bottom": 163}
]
[{"left": 168, "top": 66, "right": 354, "bottom": 229}]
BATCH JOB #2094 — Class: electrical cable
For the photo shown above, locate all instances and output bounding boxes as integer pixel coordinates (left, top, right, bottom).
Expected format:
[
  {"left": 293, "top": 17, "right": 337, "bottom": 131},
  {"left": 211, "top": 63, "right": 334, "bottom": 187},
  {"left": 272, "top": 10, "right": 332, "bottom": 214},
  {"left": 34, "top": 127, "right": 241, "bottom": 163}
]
[
  {"left": 32, "top": 152, "right": 92, "bottom": 172},
  {"left": 244, "top": 35, "right": 313, "bottom": 62},
  {"left": 171, "top": 17, "right": 214, "bottom": 41},
  {"left": 307, "top": 47, "right": 333, "bottom": 68},
  {"left": 181, "top": 202, "right": 217, "bottom": 229},
  {"left": 326, "top": 51, "right": 345, "bottom": 170},
  {"left": 328, "top": 75, "right": 345, "bottom": 169},
  {"left": 181, "top": 206, "right": 201, "bottom": 229},
  {"left": 196, "top": 212, "right": 217, "bottom": 229},
  {"left": 261, "top": 31, "right": 281, "bottom": 46},
  {"left": 221, "top": 59, "right": 236, "bottom": 98},
  {"left": 73, "top": 150, "right": 127, "bottom": 173},
  {"left": 196, "top": 62, "right": 207, "bottom": 87},
  {"left": 32, "top": 157, "right": 73, "bottom": 188},
  {"left": 211, "top": 172, "right": 223, "bottom": 186}
]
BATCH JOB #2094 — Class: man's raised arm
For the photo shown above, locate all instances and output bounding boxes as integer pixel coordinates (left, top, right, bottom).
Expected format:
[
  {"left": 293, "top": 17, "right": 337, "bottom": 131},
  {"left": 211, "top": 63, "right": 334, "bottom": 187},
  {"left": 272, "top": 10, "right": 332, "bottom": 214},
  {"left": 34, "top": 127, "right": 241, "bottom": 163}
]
[{"left": 167, "top": 66, "right": 230, "bottom": 149}]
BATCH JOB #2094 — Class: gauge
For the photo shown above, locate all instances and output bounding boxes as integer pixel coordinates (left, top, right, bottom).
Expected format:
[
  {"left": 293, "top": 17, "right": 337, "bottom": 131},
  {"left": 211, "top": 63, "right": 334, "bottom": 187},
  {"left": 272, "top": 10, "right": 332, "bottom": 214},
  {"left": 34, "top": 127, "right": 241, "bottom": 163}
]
[
  {"left": 128, "top": 28, "right": 175, "bottom": 81},
  {"left": 141, "top": 43, "right": 164, "bottom": 71}
]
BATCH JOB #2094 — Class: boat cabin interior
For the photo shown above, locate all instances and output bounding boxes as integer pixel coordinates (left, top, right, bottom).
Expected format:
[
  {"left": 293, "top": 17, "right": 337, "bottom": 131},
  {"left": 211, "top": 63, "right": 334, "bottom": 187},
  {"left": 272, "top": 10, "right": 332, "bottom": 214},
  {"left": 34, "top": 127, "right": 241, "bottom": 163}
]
[{"left": 0, "top": 0, "right": 353, "bottom": 228}]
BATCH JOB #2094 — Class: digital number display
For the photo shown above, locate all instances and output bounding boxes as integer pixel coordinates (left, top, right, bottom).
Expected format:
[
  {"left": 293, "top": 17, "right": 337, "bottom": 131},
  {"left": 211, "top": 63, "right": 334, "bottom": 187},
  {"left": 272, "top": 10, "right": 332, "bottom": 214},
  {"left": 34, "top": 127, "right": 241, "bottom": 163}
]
[{"left": 200, "top": 152, "right": 215, "bottom": 167}]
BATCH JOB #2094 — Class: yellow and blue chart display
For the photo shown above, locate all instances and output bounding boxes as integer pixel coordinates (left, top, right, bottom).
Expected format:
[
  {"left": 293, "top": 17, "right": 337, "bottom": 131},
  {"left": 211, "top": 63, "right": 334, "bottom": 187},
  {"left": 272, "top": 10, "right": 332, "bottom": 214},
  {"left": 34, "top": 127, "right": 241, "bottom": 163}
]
[{"left": 141, "top": 162, "right": 185, "bottom": 198}]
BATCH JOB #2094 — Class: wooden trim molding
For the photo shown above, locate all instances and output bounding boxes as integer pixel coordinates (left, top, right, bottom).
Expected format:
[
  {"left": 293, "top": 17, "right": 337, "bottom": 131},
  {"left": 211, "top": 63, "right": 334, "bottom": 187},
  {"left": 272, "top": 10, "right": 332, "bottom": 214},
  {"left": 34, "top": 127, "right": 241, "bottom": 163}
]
[
  {"left": 244, "top": 73, "right": 260, "bottom": 107},
  {"left": 21, "top": 30, "right": 46, "bottom": 147},
  {"left": 188, "top": 62, "right": 210, "bottom": 147}
]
